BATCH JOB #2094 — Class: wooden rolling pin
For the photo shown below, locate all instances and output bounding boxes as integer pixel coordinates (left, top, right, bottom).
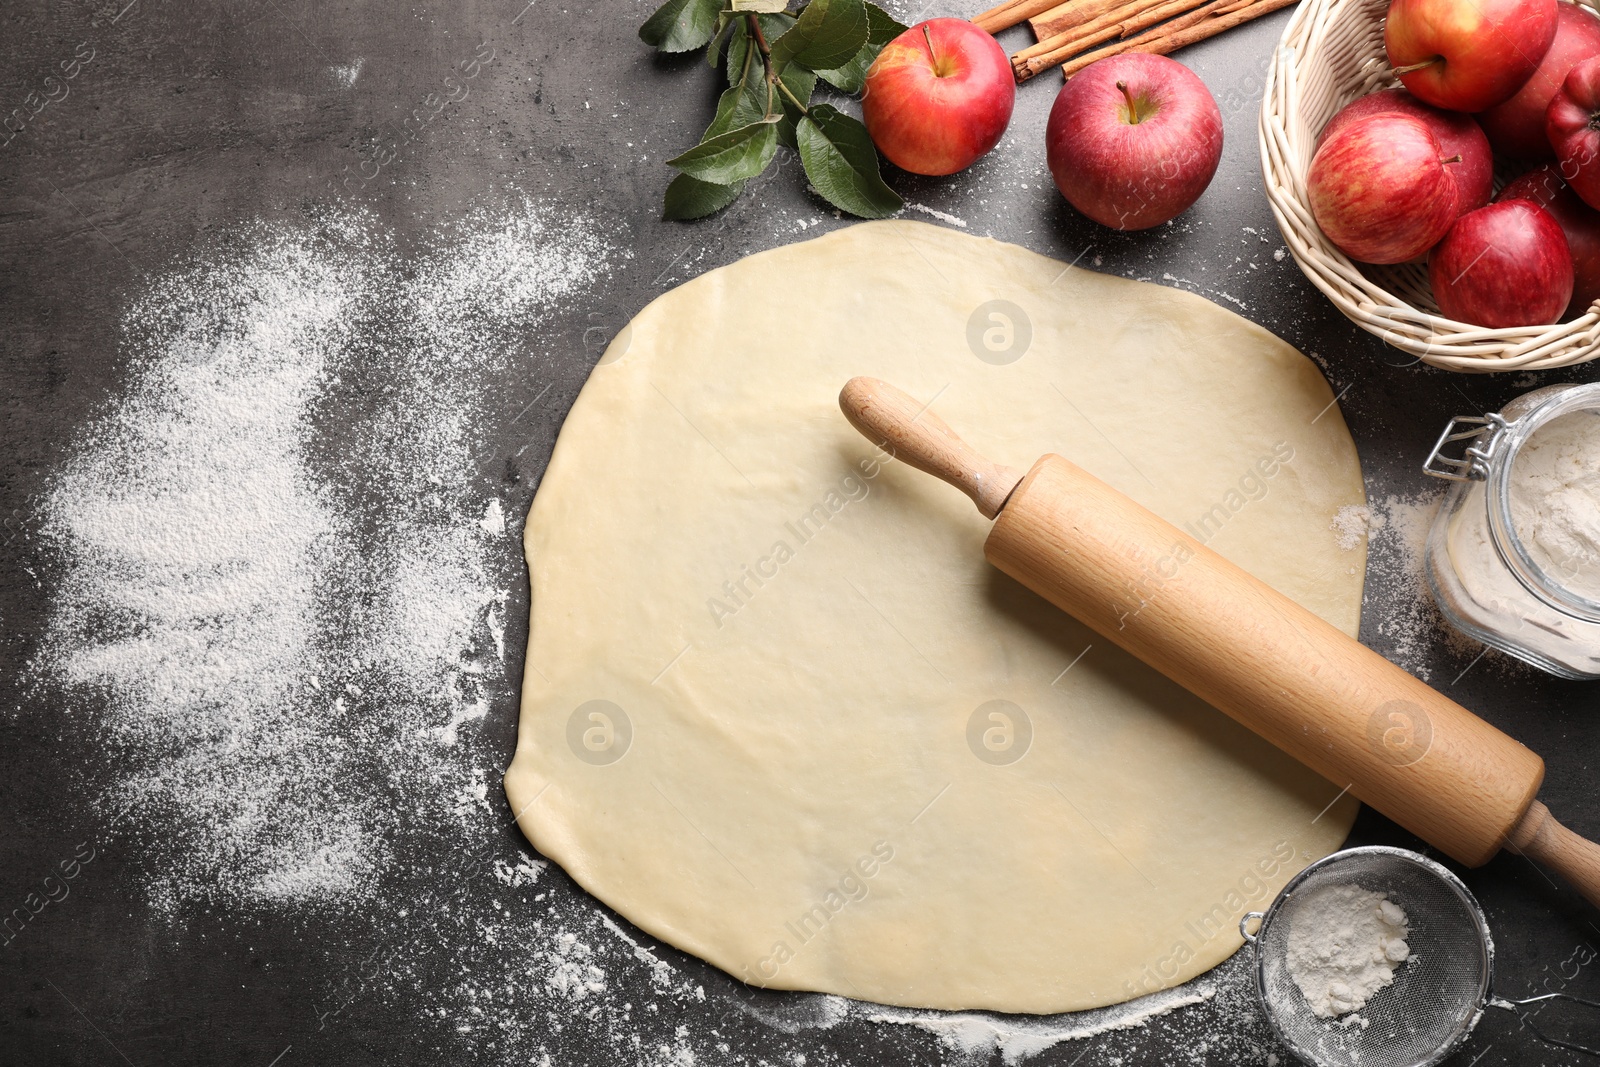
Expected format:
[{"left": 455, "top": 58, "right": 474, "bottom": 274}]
[{"left": 839, "top": 376, "right": 1600, "bottom": 906}]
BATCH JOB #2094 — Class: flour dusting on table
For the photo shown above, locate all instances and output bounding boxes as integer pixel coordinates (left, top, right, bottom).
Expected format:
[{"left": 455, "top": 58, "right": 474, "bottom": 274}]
[
  {"left": 35, "top": 202, "right": 608, "bottom": 915},
  {"left": 862, "top": 950, "right": 1277, "bottom": 1066},
  {"left": 1361, "top": 489, "right": 1520, "bottom": 680}
]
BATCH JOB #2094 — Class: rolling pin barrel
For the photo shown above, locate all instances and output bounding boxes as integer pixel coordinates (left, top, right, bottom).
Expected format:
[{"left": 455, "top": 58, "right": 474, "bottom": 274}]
[
  {"left": 986, "top": 452, "right": 1540, "bottom": 866},
  {"left": 840, "top": 377, "right": 1600, "bottom": 909}
]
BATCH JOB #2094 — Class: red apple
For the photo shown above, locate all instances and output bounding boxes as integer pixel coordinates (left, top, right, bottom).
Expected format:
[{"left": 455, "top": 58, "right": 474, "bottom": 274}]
[
  {"left": 862, "top": 18, "right": 1014, "bottom": 177},
  {"left": 1385, "top": 0, "right": 1558, "bottom": 112},
  {"left": 1318, "top": 88, "right": 1493, "bottom": 214},
  {"left": 1499, "top": 165, "right": 1600, "bottom": 316},
  {"left": 1478, "top": 2, "right": 1600, "bottom": 159},
  {"left": 1548, "top": 55, "right": 1600, "bottom": 208},
  {"left": 1307, "top": 112, "right": 1460, "bottom": 264},
  {"left": 1044, "top": 53, "right": 1222, "bottom": 230},
  {"left": 1429, "top": 200, "right": 1572, "bottom": 326}
]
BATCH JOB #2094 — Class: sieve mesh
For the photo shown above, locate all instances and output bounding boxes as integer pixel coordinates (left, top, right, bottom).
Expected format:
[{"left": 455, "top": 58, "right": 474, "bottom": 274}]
[{"left": 1253, "top": 848, "right": 1492, "bottom": 1067}]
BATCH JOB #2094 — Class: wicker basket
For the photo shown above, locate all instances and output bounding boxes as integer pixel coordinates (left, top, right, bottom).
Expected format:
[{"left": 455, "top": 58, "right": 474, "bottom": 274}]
[{"left": 1260, "top": 0, "right": 1600, "bottom": 372}]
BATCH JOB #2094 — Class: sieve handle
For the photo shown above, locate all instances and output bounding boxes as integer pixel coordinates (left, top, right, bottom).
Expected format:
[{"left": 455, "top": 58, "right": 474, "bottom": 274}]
[
  {"left": 1507, "top": 801, "right": 1600, "bottom": 912},
  {"left": 1239, "top": 912, "right": 1264, "bottom": 944},
  {"left": 1493, "top": 993, "right": 1600, "bottom": 1058}
]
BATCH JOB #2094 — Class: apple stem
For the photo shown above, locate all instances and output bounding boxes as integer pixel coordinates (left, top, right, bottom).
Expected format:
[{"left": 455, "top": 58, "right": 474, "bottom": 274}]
[
  {"left": 922, "top": 23, "right": 955, "bottom": 78},
  {"left": 1116, "top": 80, "right": 1141, "bottom": 124},
  {"left": 1441, "top": 153, "right": 1462, "bottom": 166},
  {"left": 1393, "top": 56, "right": 1442, "bottom": 76}
]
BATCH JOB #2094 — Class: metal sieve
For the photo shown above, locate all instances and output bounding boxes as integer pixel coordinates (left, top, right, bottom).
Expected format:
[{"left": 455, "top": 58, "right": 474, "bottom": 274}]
[{"left": 1240, "top": 846, "right": 1600, "bottom": 1067}]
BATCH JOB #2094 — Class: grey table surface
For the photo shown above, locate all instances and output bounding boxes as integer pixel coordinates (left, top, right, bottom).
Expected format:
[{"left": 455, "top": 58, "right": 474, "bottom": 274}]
[{"left": 2, "top": 0, "right": 1599, "bottom": 1064}]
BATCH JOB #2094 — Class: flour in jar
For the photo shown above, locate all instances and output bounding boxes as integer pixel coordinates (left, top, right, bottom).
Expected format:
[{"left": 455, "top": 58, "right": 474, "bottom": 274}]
[
  {"left": 1285, "top": 883, "right": 1411, "bottom": 1019},
  {"left": 1510, "top": 410, "right": 1600, "bottom": 603}
]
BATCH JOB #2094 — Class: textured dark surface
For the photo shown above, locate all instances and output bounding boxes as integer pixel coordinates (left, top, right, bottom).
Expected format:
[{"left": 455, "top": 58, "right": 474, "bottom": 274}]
[{"left": 2, "top": 0, "right": 1599, "bottom": 1065}]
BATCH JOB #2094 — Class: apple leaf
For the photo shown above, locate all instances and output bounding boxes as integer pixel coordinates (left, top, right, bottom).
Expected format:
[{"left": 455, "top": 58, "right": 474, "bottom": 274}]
[
  {"left": 640, "top": 0, "right": 724, "bottom": 52},
  {"left": 724, "top": 19, "right": 751, "bottom": 80},
  {"left": 652, "top": 1, "right": 904, "bottom": 224},
  {"left": 706, "top": 15, "right": 736, "bottom": 67},
  {"left": 771, "top": 0, "right": 869, "bottom": 73},
  {"left": 663, "top": 173, "right": 748, "bottom": 220},
  {"left": 774, "top": 67, "right": 816, "bottom": 148},
  {"left": 796, "top": 104, "right": 902, "bottom": 218},
  {"left": 813, "top": 3, "right": 905, "bottom": 93},
  {"left": 668, "top": 120, "right": 780, "bottom": 185},
  {"left": 707, "top": 77, "right": 775, "bottom": 138},
  {"left": 709, "top": 35, "right": 813, "bottom": 139}
]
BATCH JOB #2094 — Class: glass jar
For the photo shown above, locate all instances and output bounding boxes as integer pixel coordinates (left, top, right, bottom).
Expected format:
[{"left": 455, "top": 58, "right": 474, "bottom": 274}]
[{"left": 1423, "top": 382, "right": 1600, "bottom": 680}]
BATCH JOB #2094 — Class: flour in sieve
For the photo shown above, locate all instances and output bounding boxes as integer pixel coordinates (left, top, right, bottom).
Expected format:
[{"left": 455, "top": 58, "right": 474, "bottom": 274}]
[{"left": 1285, "top": 883, "right": 1410, "bottom": 1019}]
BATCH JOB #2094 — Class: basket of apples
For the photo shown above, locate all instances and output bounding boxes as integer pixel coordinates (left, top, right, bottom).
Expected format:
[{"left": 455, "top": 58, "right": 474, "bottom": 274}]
[{"left": 1261, "top": 0, "right": 1600, "bottom": 371}]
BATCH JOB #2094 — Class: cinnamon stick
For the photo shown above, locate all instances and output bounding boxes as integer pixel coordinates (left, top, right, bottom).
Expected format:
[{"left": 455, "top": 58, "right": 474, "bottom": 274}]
[
  {"left": 1058, "top": 0, "right": 1298, "bottom": 77},
  {"left": 1014, "top": 0, "right": 1145, "bottom": 62},
  {"left": 1028, "top": 0, "right": 1135, "bottom": 40},
  {"left": 971, "top": 0, "right": 1071, "bottom": 33},
  {"left": 1013, "top": 0, "right": 1213, "bottom": 81}
]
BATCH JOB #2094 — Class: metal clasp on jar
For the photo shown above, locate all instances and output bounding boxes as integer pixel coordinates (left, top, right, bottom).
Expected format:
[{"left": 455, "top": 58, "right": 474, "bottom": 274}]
[{"left": 1422, "top": 412, "right": 1515, "bottom": 482}]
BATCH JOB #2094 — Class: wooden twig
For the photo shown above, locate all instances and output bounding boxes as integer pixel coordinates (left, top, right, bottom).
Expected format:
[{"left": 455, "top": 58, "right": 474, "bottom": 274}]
[
  {"left": 971, "top": 0, "right": 1071, "bottom": 34},
  {"left": 1013, "top": 0, "right": 1214, "bottom": 82},
  {"left": 1058, "top": 0, "right": 1298, "bottom": 77}
]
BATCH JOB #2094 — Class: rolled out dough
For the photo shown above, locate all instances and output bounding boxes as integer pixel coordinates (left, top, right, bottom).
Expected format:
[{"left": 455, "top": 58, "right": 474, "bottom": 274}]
[{"left": 505, "top": 221, "right": 1364, "bottom": 1014}]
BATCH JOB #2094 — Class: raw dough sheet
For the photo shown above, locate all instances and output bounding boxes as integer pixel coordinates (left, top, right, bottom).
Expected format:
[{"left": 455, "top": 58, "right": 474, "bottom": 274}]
[{"left": 505, "top": 221, "right": 1363, "bottom": 1013}]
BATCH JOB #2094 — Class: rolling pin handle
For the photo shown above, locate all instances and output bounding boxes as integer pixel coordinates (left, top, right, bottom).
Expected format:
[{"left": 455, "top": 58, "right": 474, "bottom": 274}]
[
  {"left": 838, "top": 377, "right": 1023, "bottom": 519},
  {"left": 1507, "top": 802, "right": 1600, "bottom": 912}
]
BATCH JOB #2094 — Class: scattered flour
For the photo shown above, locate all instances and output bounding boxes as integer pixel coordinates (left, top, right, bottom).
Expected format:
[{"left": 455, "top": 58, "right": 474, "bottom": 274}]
[
  {"left": 480, "top": 497, "right": 507, "bottom": 536},
  {"left": 904, "top": 202, "right": 970, "bottom": 228},
  {"left": 34, "top": 202, "right": 612, "bottom": 914},
  {"left": 493, "top": 855, "right": 549, "bottom": 888},
  {"left": 869, "top": 983, "right": 1216, "bottom": 1065},
  {"left": 1284, "top": 884, "right": 1410, "bottom": 1019},
  {"left": 600, "top": 914, "right": 684, "bottom": 989},
  {"left": 40, "top": 219, "right": 383, "bottom": 911},
  {"left": 330, "top": 57, "right": 363, "bottom": 88},
  {"left": 1331, "top": 504, "right": 1371, "bottom": 551},
  {"left": 729, "top": 992, "right": 852, "bottom": 1036},
  {"left": 1361, "top": 489, "right": 1494, "bottom": 680}
]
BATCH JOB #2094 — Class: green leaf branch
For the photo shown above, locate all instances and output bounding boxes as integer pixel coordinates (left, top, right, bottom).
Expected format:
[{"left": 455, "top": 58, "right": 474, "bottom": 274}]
[{"left": 641, "top": 0, "right": 907, "bottom": 220}]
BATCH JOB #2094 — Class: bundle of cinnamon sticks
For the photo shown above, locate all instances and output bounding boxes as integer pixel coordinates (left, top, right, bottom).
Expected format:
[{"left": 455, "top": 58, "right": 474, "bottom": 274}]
[{"left": 973, "top": 0, "right": 1298, "bottom": 82}]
